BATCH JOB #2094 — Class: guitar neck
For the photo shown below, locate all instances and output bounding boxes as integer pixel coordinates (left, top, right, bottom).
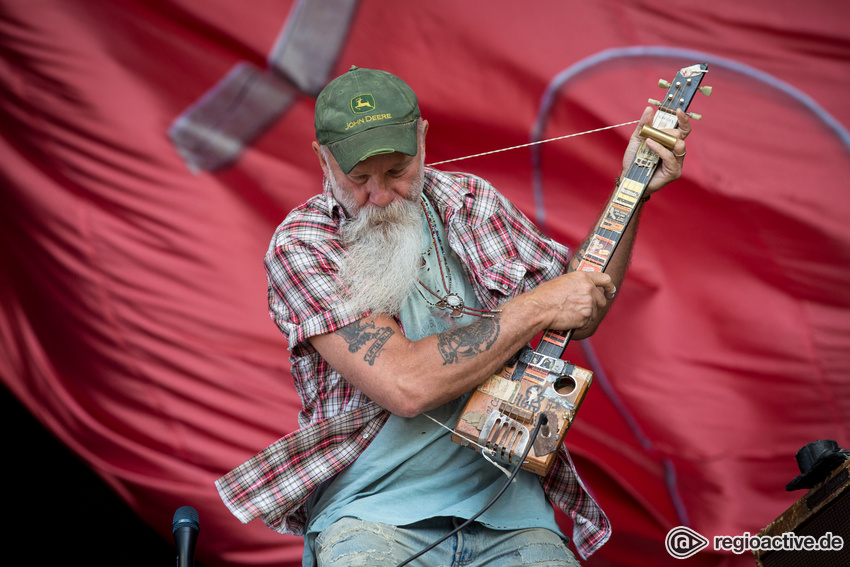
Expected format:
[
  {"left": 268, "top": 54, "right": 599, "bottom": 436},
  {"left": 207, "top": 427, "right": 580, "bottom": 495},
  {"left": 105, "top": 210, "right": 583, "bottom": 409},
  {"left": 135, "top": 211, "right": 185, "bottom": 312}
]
[{"left": 536, "top": 63, "right": 708, "bottom": 360}]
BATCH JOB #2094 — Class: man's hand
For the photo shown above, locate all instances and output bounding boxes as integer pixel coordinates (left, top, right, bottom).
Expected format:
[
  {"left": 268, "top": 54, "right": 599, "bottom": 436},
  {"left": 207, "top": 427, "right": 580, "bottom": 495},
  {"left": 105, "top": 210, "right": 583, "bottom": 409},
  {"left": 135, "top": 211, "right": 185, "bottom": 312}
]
[
  {"left": 622, "top": 106, "right": 692, "bottom": 196},
  {"left": 525, "top": 270, "right": 616, "bottom": 337}
]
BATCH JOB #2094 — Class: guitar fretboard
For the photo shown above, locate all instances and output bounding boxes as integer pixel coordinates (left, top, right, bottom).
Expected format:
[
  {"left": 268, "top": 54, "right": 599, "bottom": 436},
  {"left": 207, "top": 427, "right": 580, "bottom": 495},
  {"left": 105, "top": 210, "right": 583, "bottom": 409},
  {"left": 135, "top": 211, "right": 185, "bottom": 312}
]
[{"left": 534, "top": 63, "right": 708, "bottom": 361}]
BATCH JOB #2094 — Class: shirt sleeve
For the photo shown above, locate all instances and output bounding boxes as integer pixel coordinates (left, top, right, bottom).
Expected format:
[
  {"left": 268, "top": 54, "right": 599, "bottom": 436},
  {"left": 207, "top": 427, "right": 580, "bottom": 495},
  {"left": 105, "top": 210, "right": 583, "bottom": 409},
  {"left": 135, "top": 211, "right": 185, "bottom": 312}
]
[
  {"left": 264, "top": 205, "right": 364, "bottom": 351},
  {"left": 540, "top": 448, "right": 612, "bottom": 558},
  {"left": 432, "top": 170, "right": 571, "bottom": 306}
]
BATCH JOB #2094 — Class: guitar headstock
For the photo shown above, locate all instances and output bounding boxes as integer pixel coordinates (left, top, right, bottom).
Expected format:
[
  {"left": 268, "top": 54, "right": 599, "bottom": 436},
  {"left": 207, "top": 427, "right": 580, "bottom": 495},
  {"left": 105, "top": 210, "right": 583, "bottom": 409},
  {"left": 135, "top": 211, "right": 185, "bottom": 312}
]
[{"left": 649, "top": 63, "right": 710, "bottom": 125}]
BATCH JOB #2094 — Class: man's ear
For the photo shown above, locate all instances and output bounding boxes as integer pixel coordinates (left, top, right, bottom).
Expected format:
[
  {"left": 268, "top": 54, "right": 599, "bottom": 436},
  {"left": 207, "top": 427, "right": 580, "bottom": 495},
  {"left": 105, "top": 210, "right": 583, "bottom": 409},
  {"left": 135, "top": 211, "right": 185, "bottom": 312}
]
[
  {"left": 312, "top": 141, "right": 330, "bottom": 178},
  {"left": 420, "top": 119, "right": 429, "bottom": 157}
]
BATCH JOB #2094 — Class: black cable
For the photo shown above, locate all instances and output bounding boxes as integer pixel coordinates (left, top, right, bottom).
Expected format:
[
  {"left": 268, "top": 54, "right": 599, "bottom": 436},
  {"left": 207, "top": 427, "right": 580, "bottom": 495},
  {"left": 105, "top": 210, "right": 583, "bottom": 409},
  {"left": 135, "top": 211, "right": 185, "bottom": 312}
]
[{"left": 395, "top": 414, "right": 548, "bottom": 567}]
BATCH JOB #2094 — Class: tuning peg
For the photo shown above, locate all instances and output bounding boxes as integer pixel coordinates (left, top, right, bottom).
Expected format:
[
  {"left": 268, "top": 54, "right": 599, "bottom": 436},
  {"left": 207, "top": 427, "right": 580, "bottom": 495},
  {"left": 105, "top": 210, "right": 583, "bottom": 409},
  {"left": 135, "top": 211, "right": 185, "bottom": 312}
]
[
  {"left": 687, "top": 112, "right": 702, "bottom": 120},
  {"left": 648, "top": 98, "right": 662, "bottom": 107},
  {"left": 658, "top": 79, "right": 671, "bottom": 89},
  {"left": 699, "top": 86, "right": 713, "bottom": 96}
]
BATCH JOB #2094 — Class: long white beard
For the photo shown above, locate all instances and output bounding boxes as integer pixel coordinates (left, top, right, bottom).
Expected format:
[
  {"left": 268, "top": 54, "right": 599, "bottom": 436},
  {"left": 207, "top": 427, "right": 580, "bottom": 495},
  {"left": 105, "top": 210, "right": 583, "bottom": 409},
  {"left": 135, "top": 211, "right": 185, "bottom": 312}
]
[{"left": 331, "top": 166, "right": 425, "bottom": 316}]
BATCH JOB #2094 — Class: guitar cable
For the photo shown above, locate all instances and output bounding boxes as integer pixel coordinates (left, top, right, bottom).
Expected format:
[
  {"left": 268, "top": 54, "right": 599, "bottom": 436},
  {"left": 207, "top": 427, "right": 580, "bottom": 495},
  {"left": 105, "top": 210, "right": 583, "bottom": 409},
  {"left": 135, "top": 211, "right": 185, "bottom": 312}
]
[{"left": 394, "top": 414, "right": 548, "bottom": 567}]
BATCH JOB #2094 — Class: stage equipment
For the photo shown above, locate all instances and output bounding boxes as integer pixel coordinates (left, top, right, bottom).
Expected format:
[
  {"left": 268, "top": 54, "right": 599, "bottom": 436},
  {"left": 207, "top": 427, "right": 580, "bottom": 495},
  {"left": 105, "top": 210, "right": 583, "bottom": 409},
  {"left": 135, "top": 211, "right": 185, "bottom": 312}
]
[
  {"left": 173, "top": 506, "right": 200, "bottom": 567},
  {"left": 754, "top": 441, "right": 850, "bottom": 566}
]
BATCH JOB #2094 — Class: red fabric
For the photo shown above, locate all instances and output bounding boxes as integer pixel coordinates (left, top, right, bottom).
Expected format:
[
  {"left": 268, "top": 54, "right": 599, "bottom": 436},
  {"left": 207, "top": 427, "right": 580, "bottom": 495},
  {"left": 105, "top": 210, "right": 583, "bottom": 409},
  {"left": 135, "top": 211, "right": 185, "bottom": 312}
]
[{"left": 1, "top": 1, "right": 848, "bottom": 566}]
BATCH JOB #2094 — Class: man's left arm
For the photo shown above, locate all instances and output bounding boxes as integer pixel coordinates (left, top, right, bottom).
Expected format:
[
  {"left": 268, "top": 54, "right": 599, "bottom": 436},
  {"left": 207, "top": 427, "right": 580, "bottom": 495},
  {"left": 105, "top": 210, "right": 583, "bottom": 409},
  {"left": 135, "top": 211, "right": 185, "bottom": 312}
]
[{"left": 568, "top": 106, "right": 692, "bottom": 339}]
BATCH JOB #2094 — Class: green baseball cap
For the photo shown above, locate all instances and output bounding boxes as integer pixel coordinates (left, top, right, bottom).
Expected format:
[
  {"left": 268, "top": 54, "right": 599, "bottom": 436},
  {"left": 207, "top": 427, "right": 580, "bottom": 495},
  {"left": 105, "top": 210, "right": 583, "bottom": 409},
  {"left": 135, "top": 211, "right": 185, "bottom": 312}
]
[{"left": 315, "top": 66, "right": 421, "bottom": 174}]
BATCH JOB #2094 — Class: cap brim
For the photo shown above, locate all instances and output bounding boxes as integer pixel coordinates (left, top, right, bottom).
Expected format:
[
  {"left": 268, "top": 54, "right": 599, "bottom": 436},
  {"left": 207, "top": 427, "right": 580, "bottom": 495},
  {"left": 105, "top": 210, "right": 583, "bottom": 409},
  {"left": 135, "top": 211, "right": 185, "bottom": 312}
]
[{"left": 327, "top": 120, "right": 418, "bottom": 174}]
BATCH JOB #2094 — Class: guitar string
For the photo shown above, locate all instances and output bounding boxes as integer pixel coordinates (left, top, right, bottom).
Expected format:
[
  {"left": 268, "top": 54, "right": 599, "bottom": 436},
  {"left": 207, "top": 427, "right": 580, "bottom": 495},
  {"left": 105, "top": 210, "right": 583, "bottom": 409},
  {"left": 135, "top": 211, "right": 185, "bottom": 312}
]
[
  {"left": 428, "top": 68, "right": 704, "bottom": 168},
  {"left": 421, "top": 412, "right": 514, "bottom": 479},
  {"left": 427, "top": 120, "right": 639, "bottom": 166}
]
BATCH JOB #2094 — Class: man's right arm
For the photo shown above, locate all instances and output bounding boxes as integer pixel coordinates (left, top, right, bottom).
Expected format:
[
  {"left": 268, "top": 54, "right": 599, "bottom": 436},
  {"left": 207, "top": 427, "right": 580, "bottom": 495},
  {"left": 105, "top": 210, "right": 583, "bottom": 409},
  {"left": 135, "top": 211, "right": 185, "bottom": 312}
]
[{"left": 308, "top": 269, "right": 614, "bottom": 417}]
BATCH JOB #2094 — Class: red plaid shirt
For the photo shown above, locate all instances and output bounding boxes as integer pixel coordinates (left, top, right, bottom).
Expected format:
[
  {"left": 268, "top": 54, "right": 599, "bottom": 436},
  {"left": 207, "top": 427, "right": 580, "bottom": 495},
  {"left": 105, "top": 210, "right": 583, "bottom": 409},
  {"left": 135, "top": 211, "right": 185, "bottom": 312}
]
[{"left": 215, "top": 168, "right": 611, "bottom": 558}]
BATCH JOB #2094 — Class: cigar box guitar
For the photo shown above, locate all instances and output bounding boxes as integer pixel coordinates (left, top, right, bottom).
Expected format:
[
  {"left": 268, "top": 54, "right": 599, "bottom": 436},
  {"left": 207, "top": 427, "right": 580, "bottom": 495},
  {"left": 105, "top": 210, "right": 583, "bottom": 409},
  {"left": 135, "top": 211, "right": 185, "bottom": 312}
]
[{"left": 451, "top": 63, "right": 710, "bottom": 476}]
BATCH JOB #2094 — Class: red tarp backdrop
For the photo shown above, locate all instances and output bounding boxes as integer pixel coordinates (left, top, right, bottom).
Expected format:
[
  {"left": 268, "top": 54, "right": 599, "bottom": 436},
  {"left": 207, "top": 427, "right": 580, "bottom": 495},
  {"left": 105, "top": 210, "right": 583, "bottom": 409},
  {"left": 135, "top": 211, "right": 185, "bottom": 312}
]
[{"left": 1, "top": 1, "right": 849, "bottom": 566}]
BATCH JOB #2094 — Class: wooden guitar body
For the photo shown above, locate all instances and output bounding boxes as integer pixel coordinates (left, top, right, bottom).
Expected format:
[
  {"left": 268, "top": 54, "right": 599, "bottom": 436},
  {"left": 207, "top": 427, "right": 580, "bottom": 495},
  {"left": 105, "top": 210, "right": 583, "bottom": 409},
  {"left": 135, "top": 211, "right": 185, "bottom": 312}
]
[{"left": 451, "top": 346, "right": 593, "bottom": 475}]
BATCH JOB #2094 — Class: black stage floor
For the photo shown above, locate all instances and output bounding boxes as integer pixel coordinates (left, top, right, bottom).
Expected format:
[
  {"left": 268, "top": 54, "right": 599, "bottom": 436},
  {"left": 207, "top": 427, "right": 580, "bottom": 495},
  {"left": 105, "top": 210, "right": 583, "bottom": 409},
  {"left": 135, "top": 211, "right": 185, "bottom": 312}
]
[{"left": 3, "top": 384, "right": 206, "bottom": 566}]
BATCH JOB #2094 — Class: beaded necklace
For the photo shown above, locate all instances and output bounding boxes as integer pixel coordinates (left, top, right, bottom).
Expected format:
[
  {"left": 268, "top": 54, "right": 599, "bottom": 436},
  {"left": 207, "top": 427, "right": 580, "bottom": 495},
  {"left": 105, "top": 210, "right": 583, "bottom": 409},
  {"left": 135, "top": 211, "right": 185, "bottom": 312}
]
[{"left": 417, "top": 196, "right": 501, "bottom": 319}]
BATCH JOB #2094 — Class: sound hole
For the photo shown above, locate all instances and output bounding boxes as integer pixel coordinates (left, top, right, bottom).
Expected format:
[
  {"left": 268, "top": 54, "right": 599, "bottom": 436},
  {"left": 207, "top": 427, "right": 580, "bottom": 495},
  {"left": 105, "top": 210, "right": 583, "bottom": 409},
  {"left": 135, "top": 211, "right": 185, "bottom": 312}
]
[{"left": 554, "top": 375, "right": 576, "bottom": 396}]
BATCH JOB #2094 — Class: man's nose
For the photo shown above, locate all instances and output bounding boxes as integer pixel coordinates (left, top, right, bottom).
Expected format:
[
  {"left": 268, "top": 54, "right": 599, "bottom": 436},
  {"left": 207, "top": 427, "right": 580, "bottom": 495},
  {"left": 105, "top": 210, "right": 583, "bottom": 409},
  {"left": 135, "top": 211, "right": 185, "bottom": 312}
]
[{"left": 365, "top": 178, "right": 395, "bottom": 207}]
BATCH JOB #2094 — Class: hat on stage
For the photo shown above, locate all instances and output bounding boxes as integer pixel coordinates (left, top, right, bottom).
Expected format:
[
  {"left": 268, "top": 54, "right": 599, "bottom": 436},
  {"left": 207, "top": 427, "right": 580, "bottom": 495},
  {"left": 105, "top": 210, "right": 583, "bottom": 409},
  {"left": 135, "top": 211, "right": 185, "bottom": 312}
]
[
  {"left": 315, "top": 66, "right": 420, "bottom": 173},
  {"left": 786, "top": 439, "right": 850, "bottom": 491}
]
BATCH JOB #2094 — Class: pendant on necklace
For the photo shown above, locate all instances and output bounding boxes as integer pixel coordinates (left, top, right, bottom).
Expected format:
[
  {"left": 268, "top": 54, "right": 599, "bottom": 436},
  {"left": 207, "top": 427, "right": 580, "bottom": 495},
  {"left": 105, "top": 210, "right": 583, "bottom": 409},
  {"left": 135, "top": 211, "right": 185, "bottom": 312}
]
[{"left": 437, "top": 292, "right": 465, "bottom": 318}]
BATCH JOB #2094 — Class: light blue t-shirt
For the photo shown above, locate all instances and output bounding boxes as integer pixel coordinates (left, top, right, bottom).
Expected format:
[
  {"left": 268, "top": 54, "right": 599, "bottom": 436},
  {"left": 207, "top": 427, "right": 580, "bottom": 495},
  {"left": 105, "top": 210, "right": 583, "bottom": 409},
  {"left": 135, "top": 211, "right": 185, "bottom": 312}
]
[{"left": 302, "top": 196, "right": 563, "bottom": 566}]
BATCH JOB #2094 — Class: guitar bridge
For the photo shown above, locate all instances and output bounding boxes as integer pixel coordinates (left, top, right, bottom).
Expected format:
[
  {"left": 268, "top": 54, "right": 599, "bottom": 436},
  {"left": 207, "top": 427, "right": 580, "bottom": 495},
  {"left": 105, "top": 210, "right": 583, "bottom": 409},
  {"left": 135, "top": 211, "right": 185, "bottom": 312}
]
[{"left": 478, "top": 409, "right": 530, "bottom": 465}]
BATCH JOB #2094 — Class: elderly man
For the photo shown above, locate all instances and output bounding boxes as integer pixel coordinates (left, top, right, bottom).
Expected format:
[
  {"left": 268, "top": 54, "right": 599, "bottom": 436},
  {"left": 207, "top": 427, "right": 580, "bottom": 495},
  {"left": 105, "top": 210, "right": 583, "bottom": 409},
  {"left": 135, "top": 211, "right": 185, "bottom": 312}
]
[{"left": 217, "top": 65, "right": 690, "bottom": 566}]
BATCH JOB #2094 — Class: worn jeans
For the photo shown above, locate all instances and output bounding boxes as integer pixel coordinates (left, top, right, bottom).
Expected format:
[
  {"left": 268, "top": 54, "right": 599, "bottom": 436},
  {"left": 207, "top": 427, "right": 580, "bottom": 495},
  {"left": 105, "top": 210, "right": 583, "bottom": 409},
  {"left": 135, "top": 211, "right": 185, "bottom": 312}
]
[{"left": 315, "top": 517, "right": 581, "bottom": 567}]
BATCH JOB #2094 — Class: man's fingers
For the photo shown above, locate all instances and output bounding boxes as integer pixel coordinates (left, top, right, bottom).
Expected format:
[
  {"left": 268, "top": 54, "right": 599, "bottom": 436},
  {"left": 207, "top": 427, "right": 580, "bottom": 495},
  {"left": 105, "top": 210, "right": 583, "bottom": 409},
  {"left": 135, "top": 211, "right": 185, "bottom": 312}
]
[
  {"left": 677, "top": 109, "right": 692, "bottom": 139},
  {"left": 578, "top": 271, "right": 616, "bottom": 300},
  {"left": 585, "top": 271, "right": 614, "bottom": 290}
]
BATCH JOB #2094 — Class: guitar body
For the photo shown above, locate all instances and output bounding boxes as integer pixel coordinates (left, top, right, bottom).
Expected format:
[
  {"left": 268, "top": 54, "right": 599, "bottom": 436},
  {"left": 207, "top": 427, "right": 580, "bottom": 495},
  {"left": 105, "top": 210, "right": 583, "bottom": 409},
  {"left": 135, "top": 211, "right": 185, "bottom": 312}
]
[
  {"left": 451, "top": 347, "right": 593, "bottom": 476},
  {"left": 451, "top": 63, "right": 709, "bottom": 475}
]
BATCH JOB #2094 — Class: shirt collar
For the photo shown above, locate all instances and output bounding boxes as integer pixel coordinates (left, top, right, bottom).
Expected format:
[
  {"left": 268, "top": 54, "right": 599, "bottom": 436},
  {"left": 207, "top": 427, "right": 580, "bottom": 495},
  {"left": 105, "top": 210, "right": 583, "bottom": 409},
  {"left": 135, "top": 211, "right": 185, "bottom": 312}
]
[
  {"left": 321, "top": 176, "right": 350, "bottom": 222},
  {"left": 423, "top": 167, "right": 471, "bottom": 213}
]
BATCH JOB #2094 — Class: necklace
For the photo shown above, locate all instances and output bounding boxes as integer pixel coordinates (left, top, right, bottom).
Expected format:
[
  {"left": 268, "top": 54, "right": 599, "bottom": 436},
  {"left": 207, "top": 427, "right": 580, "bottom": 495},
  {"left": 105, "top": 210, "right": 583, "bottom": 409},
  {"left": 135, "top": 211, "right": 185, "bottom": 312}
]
[{"left": 417, "top": 196, "right": 502, "bottom": 319}]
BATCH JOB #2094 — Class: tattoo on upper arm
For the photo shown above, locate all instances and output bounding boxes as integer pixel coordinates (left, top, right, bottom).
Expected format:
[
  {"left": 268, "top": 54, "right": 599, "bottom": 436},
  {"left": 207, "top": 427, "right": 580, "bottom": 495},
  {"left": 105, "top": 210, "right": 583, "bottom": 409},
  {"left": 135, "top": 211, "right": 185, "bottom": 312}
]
[
  {"left": 436, "top": 317, "right": 500, "bottom": 365},
  {"left": 336, "top": 319, "right": 395, "bottom": 366}
]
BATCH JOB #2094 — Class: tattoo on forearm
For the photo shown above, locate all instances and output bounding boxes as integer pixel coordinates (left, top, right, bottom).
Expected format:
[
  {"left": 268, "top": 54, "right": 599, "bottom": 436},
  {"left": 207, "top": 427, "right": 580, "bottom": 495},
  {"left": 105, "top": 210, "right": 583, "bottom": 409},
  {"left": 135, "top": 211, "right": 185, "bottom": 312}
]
[
  {"left": 436, "top": 317, "right": 500, "bottom": 365},
  {"left": 337, "top": 319, "right": 395, "bottom": 366}
]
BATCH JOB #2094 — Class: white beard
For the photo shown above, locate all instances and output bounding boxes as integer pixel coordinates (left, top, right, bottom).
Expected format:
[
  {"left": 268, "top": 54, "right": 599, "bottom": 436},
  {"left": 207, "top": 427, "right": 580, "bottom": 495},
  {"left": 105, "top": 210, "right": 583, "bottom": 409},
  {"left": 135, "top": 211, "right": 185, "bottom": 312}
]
[{"left": 329, "top": 163, "right": 425, "bottom": 316}]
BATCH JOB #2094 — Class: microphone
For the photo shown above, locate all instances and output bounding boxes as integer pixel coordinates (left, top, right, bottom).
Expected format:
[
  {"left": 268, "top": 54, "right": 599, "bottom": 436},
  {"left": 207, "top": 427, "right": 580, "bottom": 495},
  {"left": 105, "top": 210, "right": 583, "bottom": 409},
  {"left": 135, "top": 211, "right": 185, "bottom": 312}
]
[{"left": 172, "top": 506, "right": 200, "bottom": 567}]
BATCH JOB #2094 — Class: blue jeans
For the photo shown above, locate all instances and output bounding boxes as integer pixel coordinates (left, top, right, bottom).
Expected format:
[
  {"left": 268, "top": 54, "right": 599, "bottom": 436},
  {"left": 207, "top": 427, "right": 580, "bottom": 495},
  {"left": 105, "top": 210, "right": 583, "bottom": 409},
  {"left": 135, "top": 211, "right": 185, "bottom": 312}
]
[{"left": 315, "top": 517, "right": 581, "bottom": 566}]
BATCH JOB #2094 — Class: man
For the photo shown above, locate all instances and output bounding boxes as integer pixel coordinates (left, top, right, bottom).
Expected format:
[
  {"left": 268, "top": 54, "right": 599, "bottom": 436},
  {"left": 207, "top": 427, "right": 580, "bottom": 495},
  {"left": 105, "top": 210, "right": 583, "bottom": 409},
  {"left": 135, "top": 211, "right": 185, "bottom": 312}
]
[{"left": 217, "top": 65, "right": 690, "bottom": 566}]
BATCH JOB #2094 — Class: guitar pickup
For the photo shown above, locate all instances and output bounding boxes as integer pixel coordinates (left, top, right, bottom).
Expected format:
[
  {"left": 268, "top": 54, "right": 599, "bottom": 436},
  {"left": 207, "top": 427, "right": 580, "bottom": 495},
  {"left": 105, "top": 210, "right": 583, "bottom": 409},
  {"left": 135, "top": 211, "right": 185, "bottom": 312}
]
[{"left": 478, "top": 409, "right": 531, "bottom": 465}]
